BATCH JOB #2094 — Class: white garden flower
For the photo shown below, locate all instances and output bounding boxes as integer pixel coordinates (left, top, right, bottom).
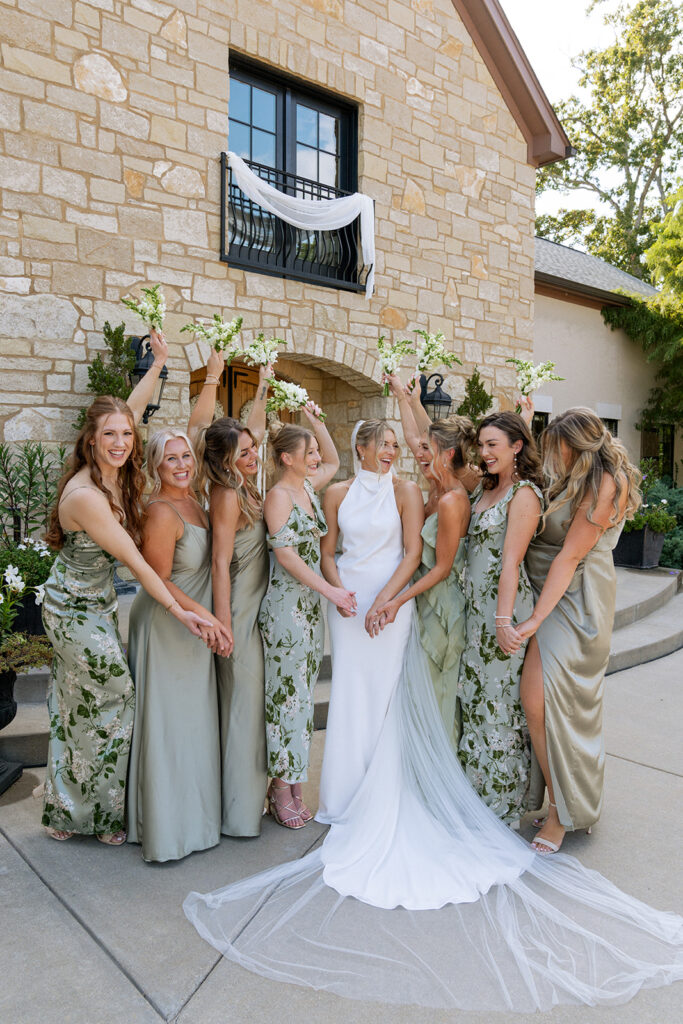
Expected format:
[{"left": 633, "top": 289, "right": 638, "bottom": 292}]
[
  {"left": 34, "top": 584, "right": 45, "bottom": 606},
  {"left": 377, "top": 334, "right": 415, "bottom": 395},
  {"left": 242, "top": 332, "right": 285, "bottom": 367},
  {"left": 265, "top": 379, "right": 327, "bottom": 419},
  {"left": 506, "top": 358, "right": 564, "bottom": 396},
  {"left": 4, "top": 565, "right": 25, "bottom": 593},
  {"left": 413, "top": 329, "right": 461, "bottom": 374},
  {"left": 181, "top": 314, "right": 243, "bottom": 357},
  {"left": 121, "top": 283, "right": 166, "bottom": 331}
]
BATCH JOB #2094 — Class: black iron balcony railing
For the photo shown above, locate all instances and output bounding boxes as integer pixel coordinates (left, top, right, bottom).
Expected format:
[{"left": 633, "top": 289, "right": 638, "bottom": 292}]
[{"left": 220, "top": 154, "right": 371, "bottom": 292}]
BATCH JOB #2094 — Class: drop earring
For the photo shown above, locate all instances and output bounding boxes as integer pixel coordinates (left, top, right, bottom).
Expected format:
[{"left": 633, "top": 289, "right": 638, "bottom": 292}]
[{"left": 513, "top": 451, "right": 518, "bottom": 478}]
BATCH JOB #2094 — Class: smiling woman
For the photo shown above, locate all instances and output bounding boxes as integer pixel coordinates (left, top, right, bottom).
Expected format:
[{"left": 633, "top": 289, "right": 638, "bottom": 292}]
[
  {"left": 126, "top": 431, "right": 232, "bottom": 862},
  {"left": 40, "top": 343, "right": 215, "bottom": 848}
]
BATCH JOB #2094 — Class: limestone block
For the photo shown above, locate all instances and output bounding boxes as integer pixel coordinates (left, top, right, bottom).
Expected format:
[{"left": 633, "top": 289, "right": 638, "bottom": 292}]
[
  {"left": 90, "top": 178, "right": 126, "bottom": 204},
  {"left": 400, "top": 179, "right": 426, "bottom": 215},
  {"left": 0, "top": 156, "right": 40, "bottom": 193},
  {"left": 162, "top": 209, "right": 208, "bottom": 248},
  {"left": 160, "top": 165, "right": 205, "bottom": 197},
  {"left": 52, "top": 263, "right": 101, "bottom": 300},
  {"left": 444, "top": 278, "right": 459, "bottom": 306},
  {"left": 101, "top": 18, "right": 149, "bottom": 62},
  {"left": 66, "top": 210, "right": 119, "bottom": 234},
  {"left": 23, "top": 216, "right": 76, "bottom": 245},
  {"left": 124, "top": 169, "right": 145, "bottom": 197},
  {"left": 119, "top": 207, "right": 164, "bottom": 241},
  {"left": 380, "top": 306, "right": 408, "bottom": 330},
  {"left": 1, "top": 45, "right": 70, "bottom": 86},
  {"left": 46, "top": 373, "right": 72, "bottom": 391},
  {"left": 471, "top": 255, "right": 488, "bottom": 280},
  {"left": 190, "top": 276, "right": 236, "bottom": 307},
  {"left": 0, "top": 293, "right": 78, "bottom": 341},
  {"left": 151, "top": 115, "right": 187, "bottom": 149},
  {"left": 160, "top": 10, "right": 188, "bottom": 48},
  {"left": 3, "top": 407, "right": 65, "bottom": 441},
  {"left": 0, "top": 277, "right": 31, "bottom": 294},
  {"left": 74, "top": 53, "right": 127, "bottom": 102},
  {"left": 0, "top": 92, "right": 21, "bottom": 131},
  {"left": 43, "top": 167, "right": 88, "bottom": 207},
  {"left": 100, "top": 102, "right": 150, "bottom": 140},
  {"left": 0, "top": 258, "right": 25, "bottom": 276},
  {"left": 78, "top": 229, "right": 133, "bottom": 271},
  {"left": 451, "top": 165, "right": 486, "bottom": 200}
]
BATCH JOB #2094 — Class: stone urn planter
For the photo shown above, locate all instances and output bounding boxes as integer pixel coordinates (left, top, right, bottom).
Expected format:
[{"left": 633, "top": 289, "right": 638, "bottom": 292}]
[
  {"left": 613, "top": 526, "right": 667, "bottom": 570},
  {"left": 0, "top": 668, "right": 21, "bottom": 795}
]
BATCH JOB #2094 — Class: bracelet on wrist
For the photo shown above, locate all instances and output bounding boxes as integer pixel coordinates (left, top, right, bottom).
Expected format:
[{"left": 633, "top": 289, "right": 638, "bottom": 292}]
[
  {"left": 204, "top": 375, "right": 220, "bottom": 386},
  {"left": 165, "top": 599, "right": 178, "bottom": 614}
]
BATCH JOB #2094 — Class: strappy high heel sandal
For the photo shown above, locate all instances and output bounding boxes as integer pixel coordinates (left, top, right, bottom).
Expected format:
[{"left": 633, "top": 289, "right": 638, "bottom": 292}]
[
  {"left": 97, "top": 830, "right": 127, "bottom": 846},
  {"left": 267, "top": 783, "right": 306, "bottom": 830},
  {"left": 45, "top": 827, "right": 73, "bottom": 841}
]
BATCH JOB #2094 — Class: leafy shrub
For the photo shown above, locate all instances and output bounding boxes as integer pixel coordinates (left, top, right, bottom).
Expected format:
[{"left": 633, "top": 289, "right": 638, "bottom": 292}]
[{"left": 0, "top": 539, "right": 56, "bottom": 588}]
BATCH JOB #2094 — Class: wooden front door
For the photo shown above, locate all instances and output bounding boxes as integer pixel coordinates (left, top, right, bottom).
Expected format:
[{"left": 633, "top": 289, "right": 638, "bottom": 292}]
[{"left": 190, "top": 362, "right": 294, "bottom": 422}]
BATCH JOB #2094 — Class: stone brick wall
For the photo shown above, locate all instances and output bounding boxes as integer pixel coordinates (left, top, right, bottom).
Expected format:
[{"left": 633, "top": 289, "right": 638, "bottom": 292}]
[{"left": 0, "top": 0, "right": 535, "bottom": 469}]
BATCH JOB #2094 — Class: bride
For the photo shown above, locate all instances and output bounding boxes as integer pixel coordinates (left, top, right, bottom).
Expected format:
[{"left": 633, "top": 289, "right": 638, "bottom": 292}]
[
  {"left": 316, "top": 419, "right": 423, "bottom": 823},
  {"left": 185, "top": 422, "right": 683, "bottom": 1012}
]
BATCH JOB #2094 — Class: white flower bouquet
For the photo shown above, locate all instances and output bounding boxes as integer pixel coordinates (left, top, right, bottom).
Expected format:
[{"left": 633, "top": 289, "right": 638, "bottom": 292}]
[
  {"left": 242, "top": 333, "right": 286, "bottom": 367},
  {"left": 413, "top": 329, "right": 462, "bottom": 375},
  {"left": 121, "top": 284, "right": 166, "bottom": 332},
  {"left": 180, "top": 314, "right": 244, "bottom": 359},
  {"left": 506, "top": 358, "right": 564, "bottom": 397},
  {"left": 265, "top": 379, "right": 327, "bottom": 421},
  {"left": 377, "top": 335, "right": 415, "bottom": 396}
]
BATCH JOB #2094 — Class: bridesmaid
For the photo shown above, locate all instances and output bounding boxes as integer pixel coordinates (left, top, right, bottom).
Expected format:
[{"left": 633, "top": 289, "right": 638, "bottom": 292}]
[
  {"left": 457, "top": 412, "right": 543, "bottom": 825},
  {"left": 126, "top": 430, "right": 231, "bottom": 861},
  {"left": 384, "top": 382, "right": 475, "bottom": 747},
  {"left": 260, "top": 410, "right": 356, "bottom": 829},
  {"left": 192, "top": 359, "right": 272, "bottom": 837},
  {"left": 515, "top": 408, "right": 641, "bottom": 854},
  {"left": 41, "top": 376, "right": 212, "bottom": 844}
]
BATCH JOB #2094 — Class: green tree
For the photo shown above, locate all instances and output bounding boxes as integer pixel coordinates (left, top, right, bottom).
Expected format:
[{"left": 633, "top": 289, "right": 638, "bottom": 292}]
[
  {"left": 456, "top": 367, "right": 493, "bottom": 425},
  {"left": 74, "top": 321, "right": 134, "bottom": 429},
  {"left": 601, "top": 186, "right": 683, "bottom": 428},
  {"left": 536, "top": 0, "right": 683, "bottom": 279}
]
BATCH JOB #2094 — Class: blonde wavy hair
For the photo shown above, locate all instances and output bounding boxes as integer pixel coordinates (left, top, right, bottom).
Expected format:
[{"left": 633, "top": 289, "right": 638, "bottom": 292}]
[
  {"left": 541, "top": 407, "right": 642, "bottom": 528},
  {"left": 195, "top": 417, "right": 262, "bottom": 529},
  {"left": 145, "top": 429, "right": 196, "bottom": 496}
]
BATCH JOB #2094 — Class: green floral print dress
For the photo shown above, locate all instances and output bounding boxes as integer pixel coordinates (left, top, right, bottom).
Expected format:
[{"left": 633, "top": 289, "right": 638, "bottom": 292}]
[
  {"left": 41, "top": 530, "right": 135, "bottom": 835},
  {"left": 457, "top": 480, "right": 543, "bottom": 824},
  {"left": 259, "top": 479, "right": 327, "bottom": 783}
]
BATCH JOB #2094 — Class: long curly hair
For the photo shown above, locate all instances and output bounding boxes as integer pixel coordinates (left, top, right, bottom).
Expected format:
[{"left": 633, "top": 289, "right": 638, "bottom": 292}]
[
  {"left": 476, "top": 412, "right": 543, "bottom": 491},
  {"left": 195, "top": 417, "right": 262, "bottom": 528},
  {"left": 45, "top": 396, "right": 146, "bottom": 549},
  {"left": 541, "top": 407, "right": 642, "bottom": 528}
]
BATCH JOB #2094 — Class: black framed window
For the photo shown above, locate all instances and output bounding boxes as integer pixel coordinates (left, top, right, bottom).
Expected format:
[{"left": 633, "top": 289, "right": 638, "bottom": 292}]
[
  {"left": 531, "top": 411, "right": 549, "bottom": 442},
  {"left": 222, "top": 59, "right": 369, "bottom": 292},
  {"left": 601, "top": 417, "right": 619, "bottom": 437},
  {"left": 642, "top": 424, "right": 675, "bottom": 481}
]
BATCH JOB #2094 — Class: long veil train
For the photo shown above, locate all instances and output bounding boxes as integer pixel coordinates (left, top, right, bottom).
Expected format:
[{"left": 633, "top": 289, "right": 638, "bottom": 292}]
[{"left": 184, "top": 615, "right": 683, "bottom": 1012}]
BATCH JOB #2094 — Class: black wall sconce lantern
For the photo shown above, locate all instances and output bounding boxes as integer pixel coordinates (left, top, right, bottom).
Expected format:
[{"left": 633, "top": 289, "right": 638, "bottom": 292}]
[
  {"left": 129, "top": 334, "right": 168, "bottom": 424},
  {"left": 419, "top": 373, "right": 452, "bottom": 420}
]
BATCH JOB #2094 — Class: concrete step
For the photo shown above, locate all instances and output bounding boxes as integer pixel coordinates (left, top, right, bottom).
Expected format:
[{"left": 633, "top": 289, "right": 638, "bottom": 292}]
[
  {"left": 607, "top": 589, "right": 683, "bottom": 674},
  {"left": 613, "top": 566, "right": 680, "bottom": 629},
  {"left": 0, "top": 701, "right": 48, "bottom": 767}
]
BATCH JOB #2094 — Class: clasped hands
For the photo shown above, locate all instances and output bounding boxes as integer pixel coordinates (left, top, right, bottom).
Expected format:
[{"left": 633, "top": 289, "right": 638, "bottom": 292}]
[{"left": 495, "top": 616, "right": 539, "bottom": 655}]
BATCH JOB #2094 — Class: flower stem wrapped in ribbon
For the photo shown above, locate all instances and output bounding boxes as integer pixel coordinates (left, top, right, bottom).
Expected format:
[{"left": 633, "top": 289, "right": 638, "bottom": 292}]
[
  {"left": 121, "top": 284, "right": 166, "bottom": 332},
  {"left": 265, "top": 379, "right": 326, "bottom": 421},
  {"left": 180, "top": 314, "right": 244, "bottom": 360},
  {"left": 506, "top": 358, "right": 564, "bottom": 412},
  {"left": 242, "top": 333, "right": 286, "bottom": 367},
  {"left": 377, "top": 335, "right": 415, "bottom": 396}
]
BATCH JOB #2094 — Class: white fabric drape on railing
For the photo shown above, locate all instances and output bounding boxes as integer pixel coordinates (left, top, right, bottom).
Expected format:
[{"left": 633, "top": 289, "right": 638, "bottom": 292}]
[{"left": 227, "top": 151, "right": 375, "bottom": 298}]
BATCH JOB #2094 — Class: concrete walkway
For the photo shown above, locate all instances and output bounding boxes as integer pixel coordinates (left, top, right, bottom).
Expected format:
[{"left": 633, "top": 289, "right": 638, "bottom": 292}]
[{"left": 2, "top": 649, "right": 682, "bottom": 1024}]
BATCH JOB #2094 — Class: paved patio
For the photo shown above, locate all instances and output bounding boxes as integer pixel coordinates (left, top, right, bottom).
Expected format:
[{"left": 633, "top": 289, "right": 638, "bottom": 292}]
[{"left": 2, "top": 647, "right": 682, "bottom": 1024}]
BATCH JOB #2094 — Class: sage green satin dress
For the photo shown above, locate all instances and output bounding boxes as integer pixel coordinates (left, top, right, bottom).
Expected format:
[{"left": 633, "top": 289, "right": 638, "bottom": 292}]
[
  {"left": 525, "top": 495, "right": 624, "bottom": 831},
  {"left": 216, "top": 519, "right": 269, "bottom": 836},
  {"left": 42, "top": 531, "right": 134, "bottom": 835},
  {"left": 127, "top": 507, "right": 221, "bottom": 862},
  {"left": 414, "top": 512, "right": 467, "bottom": 750}
]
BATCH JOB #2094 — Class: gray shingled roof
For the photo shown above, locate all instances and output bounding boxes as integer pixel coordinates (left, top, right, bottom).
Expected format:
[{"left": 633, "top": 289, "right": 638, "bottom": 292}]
[{"left": 534, "top": 237, "right": 657, "bottom": 299}]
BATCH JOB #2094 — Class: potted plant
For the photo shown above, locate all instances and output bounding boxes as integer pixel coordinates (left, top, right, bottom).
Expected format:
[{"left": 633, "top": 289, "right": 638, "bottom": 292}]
[
  {"left": 0, "top": 564, "right": 53, "bottom": 794},
  {"left": 613, "top": 497, "right": 678, "bottom": 569},
  {"left": 0, "top": 538, "right": 56, "bottom": 635}
]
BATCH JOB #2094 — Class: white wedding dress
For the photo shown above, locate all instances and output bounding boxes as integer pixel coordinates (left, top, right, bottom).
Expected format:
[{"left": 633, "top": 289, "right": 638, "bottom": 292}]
[
  {"left": 184, "top": 472, "right": 683, "bottom": 1011},
  {"left": 317, "top": 468, "right": 414, "bottom": 823}
]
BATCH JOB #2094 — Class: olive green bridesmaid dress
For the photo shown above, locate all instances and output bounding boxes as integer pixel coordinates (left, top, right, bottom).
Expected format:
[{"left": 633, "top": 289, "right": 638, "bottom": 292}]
[
  {"left": 414, "top": 512, "right": 466, "bottom": 749},
  {"left": 525, "top": 494, "right": 624, "bottom": 831},
  {"left": 127, "top": 506, "right": 221, "bottom": 861},
  {"left": 215, "top": 518, "right": 269, "bottom": 836}
]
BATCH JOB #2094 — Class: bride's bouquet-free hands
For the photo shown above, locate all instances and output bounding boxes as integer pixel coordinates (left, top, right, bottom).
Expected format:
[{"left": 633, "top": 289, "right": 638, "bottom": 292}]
[
  {"left": 121, "top": 283, "right": 166, "bottom": 332},
  {"left": 180, "top": 314, "right": 243, "bottom": 360}
]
